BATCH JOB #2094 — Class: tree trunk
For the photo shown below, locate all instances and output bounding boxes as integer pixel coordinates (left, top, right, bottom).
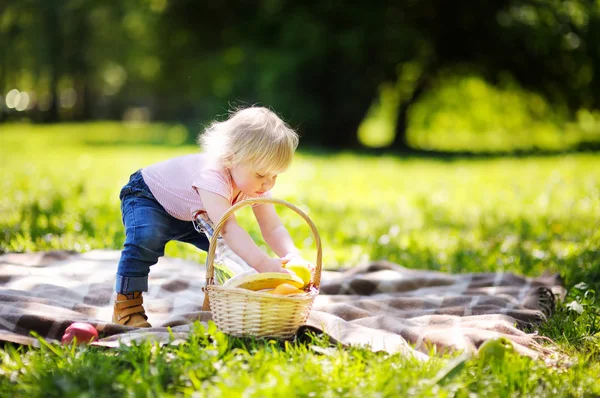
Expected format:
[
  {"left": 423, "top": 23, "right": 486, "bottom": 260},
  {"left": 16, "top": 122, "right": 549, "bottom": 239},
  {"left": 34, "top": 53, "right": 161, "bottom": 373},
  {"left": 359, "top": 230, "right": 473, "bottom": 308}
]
[
  {"left": 80, "top": 81, "right": 93, "bottom": 120},
  {"left": 72, "top": 6, "right": 92, "bottom": 121},
  {"left": 392, "top": 105, "right": 411, "bottom": 152},
  {"left": 43, "top": 3, "right": 62, "bottom": 123},
  {"left": 392, "top": 76, "right": 430, "bottom": 152},
  {"left": 0, "top": 3, "right": 7, "bottom": 99}
]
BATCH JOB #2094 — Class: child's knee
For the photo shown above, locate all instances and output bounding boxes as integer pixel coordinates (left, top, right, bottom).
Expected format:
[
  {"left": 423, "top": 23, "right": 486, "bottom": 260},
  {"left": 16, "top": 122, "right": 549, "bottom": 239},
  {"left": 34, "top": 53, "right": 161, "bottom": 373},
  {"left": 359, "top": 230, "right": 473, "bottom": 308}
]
[{"left": 123, "top": 226, "right": 164, "bottom": 257}]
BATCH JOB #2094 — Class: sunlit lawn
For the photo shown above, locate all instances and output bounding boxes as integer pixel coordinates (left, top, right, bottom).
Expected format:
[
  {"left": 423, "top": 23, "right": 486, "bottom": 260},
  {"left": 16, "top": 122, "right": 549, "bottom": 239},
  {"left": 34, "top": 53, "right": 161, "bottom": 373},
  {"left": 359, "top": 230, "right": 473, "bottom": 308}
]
[{"left": 1, "top": 123, "right": 599, "bottom": 397}]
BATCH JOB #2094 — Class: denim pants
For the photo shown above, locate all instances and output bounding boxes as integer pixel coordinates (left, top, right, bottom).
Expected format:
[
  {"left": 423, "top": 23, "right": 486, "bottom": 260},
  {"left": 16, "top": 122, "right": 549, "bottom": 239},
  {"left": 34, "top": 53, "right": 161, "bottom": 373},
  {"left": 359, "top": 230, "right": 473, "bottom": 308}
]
[{"left": 116, "top": 170, "right": 210, "bottom": 294}]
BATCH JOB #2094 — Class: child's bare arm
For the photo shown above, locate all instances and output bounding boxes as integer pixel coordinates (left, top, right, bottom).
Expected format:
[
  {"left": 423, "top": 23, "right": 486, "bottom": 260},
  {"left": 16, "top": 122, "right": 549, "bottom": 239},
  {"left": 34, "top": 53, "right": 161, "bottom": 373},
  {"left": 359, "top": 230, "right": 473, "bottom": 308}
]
[
  {"left": 252, "top": 203, "right": 299, "bottom": 258},
  {"left": 199, "top": 189, "right": 289, "bottom": 273},
  {"left": 254, "top": 204, "right": 315, "bottom": 272}
]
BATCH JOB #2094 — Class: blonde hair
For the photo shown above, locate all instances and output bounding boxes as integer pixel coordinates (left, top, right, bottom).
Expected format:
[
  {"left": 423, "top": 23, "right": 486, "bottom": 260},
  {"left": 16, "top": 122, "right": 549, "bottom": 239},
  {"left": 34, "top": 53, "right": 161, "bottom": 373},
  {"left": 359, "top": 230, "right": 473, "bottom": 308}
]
[{"left": 198, "top": 106, "right": 299, "bottom": 174}]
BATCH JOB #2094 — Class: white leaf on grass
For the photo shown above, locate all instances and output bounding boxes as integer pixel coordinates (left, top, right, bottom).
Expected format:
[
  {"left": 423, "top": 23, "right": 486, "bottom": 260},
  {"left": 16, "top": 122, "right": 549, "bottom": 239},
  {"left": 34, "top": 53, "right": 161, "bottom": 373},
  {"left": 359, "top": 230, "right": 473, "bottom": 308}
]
[{"left": 566, "top": 300, "right": 584, "bottom": 314}]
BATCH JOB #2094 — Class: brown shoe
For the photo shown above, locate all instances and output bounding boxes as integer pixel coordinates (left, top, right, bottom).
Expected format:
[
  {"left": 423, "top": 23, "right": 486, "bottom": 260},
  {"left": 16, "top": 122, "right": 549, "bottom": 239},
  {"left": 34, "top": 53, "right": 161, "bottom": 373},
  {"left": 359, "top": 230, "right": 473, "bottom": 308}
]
[{"left": 112, "top": 292, "right": 152, "bottom": 328}]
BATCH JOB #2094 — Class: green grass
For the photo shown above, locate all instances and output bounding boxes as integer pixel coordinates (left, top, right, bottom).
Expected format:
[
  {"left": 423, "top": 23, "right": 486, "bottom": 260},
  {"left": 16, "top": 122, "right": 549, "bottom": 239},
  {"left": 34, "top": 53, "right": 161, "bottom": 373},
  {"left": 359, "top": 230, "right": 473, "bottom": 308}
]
[{"left": 1, "top": 122, "right": 600, "bottom": 397}]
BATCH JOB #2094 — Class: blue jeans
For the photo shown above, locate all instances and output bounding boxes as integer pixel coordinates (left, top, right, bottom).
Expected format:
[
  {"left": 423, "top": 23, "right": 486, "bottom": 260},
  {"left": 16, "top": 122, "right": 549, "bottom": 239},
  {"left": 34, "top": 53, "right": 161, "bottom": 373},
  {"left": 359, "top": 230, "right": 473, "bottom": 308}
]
[{"left": 116, "top": 170, "right": 210, "bottom": 294}]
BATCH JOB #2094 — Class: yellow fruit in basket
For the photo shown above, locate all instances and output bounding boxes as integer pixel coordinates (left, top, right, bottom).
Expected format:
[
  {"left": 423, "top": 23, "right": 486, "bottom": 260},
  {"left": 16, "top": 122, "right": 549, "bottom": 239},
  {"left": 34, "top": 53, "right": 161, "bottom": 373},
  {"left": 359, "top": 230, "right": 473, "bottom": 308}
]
[
  {"left": 226, "top": 272, "right": 304, "bottom": 290},
  {"left": 272, "top": 283, "right": 305, "bottom": 295},
  {"left": 283, "top": 262, "right": 311, "bottom": 287}
]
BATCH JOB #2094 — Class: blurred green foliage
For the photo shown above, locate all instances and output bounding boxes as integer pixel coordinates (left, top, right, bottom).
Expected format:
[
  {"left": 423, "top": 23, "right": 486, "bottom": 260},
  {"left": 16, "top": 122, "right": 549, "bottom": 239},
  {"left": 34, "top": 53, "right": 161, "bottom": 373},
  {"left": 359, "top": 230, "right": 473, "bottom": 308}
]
[
  {"left": 360, "top": 74, "right": 600, "bottom": 151},
  {"left": 2, "top": 0, "right": 600, "bottom": 151},
  {"left": 407, "top": 75, "right": 600, "bottom": 152}
]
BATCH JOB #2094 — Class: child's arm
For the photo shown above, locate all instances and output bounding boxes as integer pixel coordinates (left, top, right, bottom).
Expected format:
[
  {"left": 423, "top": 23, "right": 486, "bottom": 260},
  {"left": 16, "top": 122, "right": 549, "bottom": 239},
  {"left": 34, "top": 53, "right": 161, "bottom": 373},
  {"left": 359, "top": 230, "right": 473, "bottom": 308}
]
[
  {"left": 253, "top": 203, "right": 314, "bottom": 272},
  {"left": 199, "top": 189, "right": 290, "bottom": 273},
  {"left": 253, "top": 203, "right": 315, "bottom": 272},
  {"left": 252, "top": 203, "right": 300, "bottom": 258}
]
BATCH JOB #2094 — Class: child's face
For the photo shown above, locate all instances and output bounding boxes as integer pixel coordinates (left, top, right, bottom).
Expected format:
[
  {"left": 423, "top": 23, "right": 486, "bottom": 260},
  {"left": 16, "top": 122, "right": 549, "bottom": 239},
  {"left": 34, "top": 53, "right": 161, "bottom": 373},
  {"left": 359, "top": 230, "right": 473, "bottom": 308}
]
[{"left": 230, "top": 162, "right": 279, "bottom": 197}]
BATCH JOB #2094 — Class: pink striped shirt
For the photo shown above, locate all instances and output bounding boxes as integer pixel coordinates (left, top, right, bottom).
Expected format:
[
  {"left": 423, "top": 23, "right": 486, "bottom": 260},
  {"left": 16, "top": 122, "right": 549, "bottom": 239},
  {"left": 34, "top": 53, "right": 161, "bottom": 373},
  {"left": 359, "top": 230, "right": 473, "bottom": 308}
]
[{"left": 141, "top": 154, "right": 270, "bottom": 221}]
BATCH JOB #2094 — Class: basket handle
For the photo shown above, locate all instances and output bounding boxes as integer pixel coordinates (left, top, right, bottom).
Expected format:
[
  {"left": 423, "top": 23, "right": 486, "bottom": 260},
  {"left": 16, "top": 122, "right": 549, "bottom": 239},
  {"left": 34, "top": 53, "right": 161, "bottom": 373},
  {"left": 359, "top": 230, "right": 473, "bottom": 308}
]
[{"left": 204, "top": 197, "right": 322, "bottom": 291}]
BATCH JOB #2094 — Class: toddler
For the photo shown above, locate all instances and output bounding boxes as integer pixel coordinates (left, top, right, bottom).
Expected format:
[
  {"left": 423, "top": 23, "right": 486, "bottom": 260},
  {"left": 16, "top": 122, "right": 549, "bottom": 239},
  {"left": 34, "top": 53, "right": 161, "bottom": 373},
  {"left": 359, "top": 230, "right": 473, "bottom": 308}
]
[{"left": 112, "top": 106, "right": 310, "bottom": 327}]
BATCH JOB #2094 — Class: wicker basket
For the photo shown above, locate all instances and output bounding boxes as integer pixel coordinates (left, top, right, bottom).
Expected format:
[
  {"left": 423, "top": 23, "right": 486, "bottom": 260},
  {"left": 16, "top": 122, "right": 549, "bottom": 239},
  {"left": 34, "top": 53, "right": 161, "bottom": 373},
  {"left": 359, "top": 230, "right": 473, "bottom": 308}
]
[{"left": 201, "top": 197, "right": 322, "bottom": 339}]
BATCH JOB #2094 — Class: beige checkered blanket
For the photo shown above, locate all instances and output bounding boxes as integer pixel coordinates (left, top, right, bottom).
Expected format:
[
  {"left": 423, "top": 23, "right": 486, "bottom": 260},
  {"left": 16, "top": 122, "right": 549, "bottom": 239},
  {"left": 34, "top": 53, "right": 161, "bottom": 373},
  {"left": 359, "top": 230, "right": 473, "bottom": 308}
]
[{"left": 0, "top": 250, "right": 565, "bottom": 362}]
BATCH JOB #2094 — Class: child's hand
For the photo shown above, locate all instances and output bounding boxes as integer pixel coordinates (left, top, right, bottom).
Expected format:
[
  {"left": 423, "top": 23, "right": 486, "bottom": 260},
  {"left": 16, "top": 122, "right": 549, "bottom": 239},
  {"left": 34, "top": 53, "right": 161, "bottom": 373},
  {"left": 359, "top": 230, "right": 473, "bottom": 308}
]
[
  {"left": 281, "top": 253, "right": 315, "bottom": 273},
  {"left": 255, "top": 257, "right": 292, "bottom": 274}
]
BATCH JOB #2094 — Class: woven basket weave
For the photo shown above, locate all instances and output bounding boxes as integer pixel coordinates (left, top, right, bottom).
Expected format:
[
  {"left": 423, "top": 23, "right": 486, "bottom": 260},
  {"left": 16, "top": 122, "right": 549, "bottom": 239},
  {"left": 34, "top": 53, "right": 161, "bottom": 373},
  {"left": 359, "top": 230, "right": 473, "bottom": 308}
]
[{"left": 201, "top": 198, "right": 322, "bottom": 339}]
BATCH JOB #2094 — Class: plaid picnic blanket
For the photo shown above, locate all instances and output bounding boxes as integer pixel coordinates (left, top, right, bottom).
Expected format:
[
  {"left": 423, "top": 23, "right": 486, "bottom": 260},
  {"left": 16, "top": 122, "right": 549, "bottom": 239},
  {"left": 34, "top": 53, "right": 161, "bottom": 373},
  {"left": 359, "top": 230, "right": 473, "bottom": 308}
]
[{"left": 0, "top": 250, "right": 565, "bottom": 363}]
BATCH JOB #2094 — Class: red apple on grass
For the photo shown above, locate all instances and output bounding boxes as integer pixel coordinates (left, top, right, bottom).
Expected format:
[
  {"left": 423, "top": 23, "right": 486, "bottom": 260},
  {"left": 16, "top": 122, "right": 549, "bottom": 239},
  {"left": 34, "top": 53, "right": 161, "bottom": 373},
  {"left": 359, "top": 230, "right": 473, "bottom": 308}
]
[{"left": 61, "top": 322, "right": 98, "bottom": 345}]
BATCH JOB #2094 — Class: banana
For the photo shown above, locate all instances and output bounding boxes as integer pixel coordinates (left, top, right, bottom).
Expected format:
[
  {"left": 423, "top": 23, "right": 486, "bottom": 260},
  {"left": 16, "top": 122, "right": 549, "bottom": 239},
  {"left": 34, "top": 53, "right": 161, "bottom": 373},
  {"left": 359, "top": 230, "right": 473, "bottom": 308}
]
[{"left": 225, "top": 272, "right": 304, "bottom": 290}]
